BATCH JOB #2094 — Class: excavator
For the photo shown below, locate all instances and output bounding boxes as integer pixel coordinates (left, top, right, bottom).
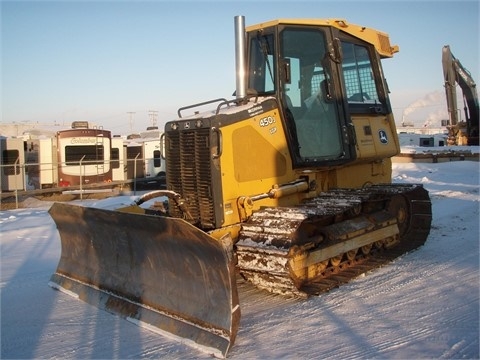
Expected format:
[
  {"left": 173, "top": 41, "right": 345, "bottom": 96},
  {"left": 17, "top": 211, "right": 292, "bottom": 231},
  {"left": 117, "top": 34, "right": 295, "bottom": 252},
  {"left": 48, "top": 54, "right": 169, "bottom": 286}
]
[
  {"left": 48, "top": 16, "right": 432, "bottom": 357},
  {"left": 442, "top": 45, "right": 479, "bottom": 145}
]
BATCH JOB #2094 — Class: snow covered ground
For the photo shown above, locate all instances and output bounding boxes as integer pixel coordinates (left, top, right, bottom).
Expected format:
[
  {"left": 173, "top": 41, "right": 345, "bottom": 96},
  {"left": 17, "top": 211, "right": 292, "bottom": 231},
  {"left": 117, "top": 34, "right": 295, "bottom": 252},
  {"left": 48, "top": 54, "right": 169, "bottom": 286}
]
[{"left": 1, "top": 158, "right": 479, "bottom": 359}]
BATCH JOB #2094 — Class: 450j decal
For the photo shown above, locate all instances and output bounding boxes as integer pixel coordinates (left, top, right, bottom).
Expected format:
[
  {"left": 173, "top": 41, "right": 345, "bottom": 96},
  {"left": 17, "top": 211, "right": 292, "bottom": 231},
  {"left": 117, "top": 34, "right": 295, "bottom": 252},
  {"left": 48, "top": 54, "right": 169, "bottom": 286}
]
[{"left": 259, "top": 116, "right": 276, "bottom": 127}]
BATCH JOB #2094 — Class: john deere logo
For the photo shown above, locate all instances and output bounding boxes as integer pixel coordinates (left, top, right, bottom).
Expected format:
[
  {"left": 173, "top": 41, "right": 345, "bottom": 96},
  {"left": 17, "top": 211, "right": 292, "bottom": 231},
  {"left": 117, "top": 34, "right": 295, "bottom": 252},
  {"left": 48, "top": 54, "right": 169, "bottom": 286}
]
[{"left": 379, "top": 130, "right": 388, "bottom": 144}]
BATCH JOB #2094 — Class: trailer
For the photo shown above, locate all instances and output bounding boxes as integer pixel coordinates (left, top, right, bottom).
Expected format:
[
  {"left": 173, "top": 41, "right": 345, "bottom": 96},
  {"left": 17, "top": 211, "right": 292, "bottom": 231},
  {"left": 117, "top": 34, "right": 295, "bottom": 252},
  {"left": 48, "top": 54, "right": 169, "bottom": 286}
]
[
  {"left": 1, "top": 123, "right": 166, "bottom": 193},
  {"left": 113, "top": 129, "right": 165, "bottom": 184},
  {"left": 111, "top": 137, "right": 126, "bottom": 182},
  {"left": 0, "top": 137, "right": 25, "bottom": 191},
  {"left": 56, "top": 122, "right": 112, "bottom": 187},
  {"left": 24, "top": 137, "right": 57, "bottom": 189}
]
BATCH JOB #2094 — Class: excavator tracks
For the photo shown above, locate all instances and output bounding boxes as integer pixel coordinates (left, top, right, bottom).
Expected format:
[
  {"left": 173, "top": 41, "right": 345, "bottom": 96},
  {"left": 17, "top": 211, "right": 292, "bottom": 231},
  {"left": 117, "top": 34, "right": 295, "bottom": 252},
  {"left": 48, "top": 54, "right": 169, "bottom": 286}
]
[{"left": 236, "top": 184, "right": 432, "bottom": 297}]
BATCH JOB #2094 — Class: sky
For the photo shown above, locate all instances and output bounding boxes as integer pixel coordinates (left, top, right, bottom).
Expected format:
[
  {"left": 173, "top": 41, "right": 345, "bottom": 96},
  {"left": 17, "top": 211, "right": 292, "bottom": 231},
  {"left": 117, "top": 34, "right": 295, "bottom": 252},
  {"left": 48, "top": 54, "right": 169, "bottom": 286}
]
[{"left": 1, "top": 0, "right": 479, "bottom": 135}]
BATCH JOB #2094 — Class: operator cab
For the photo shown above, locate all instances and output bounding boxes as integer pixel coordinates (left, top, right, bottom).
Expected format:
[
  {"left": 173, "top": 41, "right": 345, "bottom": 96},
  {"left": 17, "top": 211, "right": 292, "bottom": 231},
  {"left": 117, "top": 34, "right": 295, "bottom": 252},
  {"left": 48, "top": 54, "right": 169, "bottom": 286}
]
[{"left": 246, "top": 20, "right": 393, "bottom": 168}]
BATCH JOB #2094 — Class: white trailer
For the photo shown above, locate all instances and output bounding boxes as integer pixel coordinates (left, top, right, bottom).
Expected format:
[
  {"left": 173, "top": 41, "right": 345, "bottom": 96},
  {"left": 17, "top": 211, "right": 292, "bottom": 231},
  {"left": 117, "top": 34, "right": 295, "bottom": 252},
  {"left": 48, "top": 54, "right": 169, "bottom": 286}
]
[
  {"left": 0, "top": 137, "right": 25, "bottom": 191},
  {"left": 111, "top": 137, "right": 126, "bottom": 182},
  {"left": 142, "top": 138, "right": 164, "bottom": 178},
  {"left": 24, "top": 137, "right": 57, "bottom": 189},
  {"left": 123, "top": 135, "right": 165, "bottom": 181}
]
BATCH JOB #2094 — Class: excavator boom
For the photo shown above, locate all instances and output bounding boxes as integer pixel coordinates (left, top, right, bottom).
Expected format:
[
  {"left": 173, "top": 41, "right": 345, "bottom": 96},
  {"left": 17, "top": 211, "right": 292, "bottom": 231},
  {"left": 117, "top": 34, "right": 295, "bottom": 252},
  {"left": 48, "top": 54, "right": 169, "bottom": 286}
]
[{"left": 442, "top": 45, "right": 479, "bottom": 145}]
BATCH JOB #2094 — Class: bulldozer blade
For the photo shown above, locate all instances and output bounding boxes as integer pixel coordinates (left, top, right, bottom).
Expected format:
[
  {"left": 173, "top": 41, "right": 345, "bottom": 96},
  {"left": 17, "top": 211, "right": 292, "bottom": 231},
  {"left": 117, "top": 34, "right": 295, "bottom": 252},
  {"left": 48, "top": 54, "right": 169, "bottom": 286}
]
[{"left": 48, "top": 202, "right": 240, "bottom": 358}]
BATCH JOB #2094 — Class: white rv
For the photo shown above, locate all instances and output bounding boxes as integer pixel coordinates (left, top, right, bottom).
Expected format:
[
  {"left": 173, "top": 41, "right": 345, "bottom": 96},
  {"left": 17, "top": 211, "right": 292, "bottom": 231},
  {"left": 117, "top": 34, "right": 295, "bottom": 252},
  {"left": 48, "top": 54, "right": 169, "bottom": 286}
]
[{"left": 0, "top": 137, "right": 25, "bottom": 191}]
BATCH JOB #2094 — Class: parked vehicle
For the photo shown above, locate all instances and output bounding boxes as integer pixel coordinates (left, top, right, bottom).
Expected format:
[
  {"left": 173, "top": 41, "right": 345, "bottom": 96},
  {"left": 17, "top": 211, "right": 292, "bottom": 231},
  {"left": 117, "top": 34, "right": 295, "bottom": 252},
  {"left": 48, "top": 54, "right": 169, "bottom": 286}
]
[
  {"left": 49, "top": 16, "right": 432, "bottom": 358},
  {"left": 1, "top": 122, "right": 165, "bottom": 191}
]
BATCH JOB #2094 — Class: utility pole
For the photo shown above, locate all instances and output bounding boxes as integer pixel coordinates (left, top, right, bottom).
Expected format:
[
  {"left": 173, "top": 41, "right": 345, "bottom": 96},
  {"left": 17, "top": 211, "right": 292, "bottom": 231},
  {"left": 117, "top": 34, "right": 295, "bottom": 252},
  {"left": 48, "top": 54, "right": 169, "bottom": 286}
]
[
  {"left": 148, "top": 110, "right": 158, "bottom": 128},
  {"left": 127, "top": 112, "right": 136, "bottom": 133}
]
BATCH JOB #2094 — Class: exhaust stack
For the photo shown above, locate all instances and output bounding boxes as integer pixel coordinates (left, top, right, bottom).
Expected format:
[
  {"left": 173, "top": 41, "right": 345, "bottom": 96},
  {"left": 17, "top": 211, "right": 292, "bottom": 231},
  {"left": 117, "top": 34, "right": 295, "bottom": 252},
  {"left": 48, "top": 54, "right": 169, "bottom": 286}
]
[{"left": 234, "top": 16, "right": 247, "bottom": 100}]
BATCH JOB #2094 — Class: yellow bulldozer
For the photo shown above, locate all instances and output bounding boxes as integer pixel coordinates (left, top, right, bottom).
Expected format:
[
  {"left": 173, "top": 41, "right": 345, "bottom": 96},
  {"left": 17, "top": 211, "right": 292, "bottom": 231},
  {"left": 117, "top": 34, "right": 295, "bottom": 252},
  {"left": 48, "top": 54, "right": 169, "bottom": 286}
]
[{"left": 48, "top": 16, "right": 432, "bottom": 358}]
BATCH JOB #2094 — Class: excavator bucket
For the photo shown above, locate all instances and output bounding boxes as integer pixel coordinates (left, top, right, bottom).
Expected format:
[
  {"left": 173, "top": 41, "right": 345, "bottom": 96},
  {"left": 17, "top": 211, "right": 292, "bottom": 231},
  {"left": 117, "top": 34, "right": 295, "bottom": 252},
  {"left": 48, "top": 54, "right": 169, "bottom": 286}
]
[{"left": 48, "top": 202, "right": 240, "bottom": 358}]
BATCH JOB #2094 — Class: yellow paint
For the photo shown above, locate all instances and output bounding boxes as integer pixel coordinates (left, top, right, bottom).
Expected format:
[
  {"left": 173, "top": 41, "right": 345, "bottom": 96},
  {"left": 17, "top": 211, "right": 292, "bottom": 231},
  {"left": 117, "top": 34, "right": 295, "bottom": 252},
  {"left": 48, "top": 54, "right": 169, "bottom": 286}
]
[{"left": 246, "top": 19, "right": 399, "bottom": 58}]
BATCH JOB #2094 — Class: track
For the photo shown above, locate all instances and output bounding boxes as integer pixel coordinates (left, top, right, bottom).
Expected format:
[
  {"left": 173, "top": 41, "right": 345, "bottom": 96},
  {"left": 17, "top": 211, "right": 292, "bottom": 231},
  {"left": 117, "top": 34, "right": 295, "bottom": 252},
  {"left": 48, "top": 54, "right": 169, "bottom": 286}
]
[{"left": 236, "top": 184, "right": 432, "bottom": 297}]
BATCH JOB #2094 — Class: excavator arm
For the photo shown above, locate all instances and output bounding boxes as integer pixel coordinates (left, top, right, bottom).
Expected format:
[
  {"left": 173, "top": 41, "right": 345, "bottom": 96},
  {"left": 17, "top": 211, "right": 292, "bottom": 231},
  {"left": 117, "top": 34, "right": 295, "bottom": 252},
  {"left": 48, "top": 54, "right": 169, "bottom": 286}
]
[{"left": 442, "top": 45, "right": 479, "bottom": 145}]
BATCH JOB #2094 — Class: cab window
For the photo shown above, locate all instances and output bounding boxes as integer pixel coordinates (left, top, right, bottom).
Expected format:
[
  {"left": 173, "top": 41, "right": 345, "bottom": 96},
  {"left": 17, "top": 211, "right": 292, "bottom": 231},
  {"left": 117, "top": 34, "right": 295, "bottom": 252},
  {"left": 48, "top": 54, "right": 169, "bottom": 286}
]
[
  {"left": 248, "top": 34, "right": 275, "bottom": 94},
  {"left": 280, "top": 28, "right": 344, "bottom": 161},
  {"left": 341, "top": 42, "right": 380, "bottom": 105}
]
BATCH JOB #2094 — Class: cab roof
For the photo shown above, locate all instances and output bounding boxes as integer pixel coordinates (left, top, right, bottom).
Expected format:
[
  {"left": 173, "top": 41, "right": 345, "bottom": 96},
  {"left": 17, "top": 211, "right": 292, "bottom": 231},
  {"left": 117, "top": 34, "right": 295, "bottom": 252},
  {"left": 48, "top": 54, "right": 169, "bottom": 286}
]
[{"left": 246, "top": 18, "right": 399, "bottom": 58}]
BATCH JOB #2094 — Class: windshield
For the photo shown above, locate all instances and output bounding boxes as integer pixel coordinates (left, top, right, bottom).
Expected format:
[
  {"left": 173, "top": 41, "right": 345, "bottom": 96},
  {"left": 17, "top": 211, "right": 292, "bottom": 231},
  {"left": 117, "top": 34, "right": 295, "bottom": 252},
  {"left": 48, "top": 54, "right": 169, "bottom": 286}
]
[{"left": 280, "top": 28, "right": 344, "bottom": 161}]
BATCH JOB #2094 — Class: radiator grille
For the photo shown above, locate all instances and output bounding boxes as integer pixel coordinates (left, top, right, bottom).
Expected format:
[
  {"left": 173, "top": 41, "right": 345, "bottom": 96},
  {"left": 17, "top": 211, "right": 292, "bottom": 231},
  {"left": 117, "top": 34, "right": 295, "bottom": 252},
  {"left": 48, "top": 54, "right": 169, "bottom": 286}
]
[{"left": 166, "top": 128, "right": 215, "bottom": 229}]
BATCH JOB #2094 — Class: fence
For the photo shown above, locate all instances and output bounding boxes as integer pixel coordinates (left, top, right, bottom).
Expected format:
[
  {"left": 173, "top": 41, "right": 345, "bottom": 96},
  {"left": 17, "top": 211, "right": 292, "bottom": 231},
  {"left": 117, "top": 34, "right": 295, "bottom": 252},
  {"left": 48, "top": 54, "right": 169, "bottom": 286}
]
[{"left": 1, "top": 156, "right": 165, "bottom": 207}]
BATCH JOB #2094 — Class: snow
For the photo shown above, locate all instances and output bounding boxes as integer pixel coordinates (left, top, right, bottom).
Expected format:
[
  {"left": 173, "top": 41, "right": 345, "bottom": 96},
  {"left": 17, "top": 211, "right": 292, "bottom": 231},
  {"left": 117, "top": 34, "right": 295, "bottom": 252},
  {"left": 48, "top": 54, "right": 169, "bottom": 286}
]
[{"left": 1, "top": 158, "right": 479, "bottom": 359}]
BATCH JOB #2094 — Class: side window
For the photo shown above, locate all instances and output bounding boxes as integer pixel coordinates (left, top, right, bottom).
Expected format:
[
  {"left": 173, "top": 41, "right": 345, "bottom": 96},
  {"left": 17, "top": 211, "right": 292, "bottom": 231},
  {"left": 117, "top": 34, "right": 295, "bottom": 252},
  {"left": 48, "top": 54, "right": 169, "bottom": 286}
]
[
  {"left": 111, "top": 148, "right": 120, "bottom": 169},
  {"left": 153, "top": 150, "right": 161, "bottom": 168},
  {"left": 341, "top": 42, "right": 380, "bottom": 104},
  {"left": 2, "top": 149, "right": 20, "bottom": 175},
  {"left": 248, "top": 34, "right": 275, "bottom": 93}
]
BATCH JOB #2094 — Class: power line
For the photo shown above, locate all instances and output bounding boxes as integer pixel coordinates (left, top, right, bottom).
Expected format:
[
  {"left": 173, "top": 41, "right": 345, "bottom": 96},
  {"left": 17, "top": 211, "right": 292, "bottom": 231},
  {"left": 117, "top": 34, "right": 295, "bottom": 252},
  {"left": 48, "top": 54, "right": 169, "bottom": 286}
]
[{"left": 148, "top": 110, "right": 158, "bottom": 128}]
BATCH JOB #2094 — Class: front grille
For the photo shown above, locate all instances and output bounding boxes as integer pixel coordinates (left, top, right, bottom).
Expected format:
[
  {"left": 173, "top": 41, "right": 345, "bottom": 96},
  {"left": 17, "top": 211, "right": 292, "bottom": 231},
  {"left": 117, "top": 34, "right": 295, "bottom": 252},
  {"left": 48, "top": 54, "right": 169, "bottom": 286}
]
[{"left": 166, "top": 127, "right": 216, "bottom": 229}]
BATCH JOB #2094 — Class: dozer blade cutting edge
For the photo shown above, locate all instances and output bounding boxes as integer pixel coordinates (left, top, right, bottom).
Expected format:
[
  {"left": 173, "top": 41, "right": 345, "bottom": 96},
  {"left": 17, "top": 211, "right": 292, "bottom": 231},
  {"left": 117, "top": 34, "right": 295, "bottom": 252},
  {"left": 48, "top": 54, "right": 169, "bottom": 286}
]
[{"left": 48, "top": 202, "right": 240, "bottom": 358}]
